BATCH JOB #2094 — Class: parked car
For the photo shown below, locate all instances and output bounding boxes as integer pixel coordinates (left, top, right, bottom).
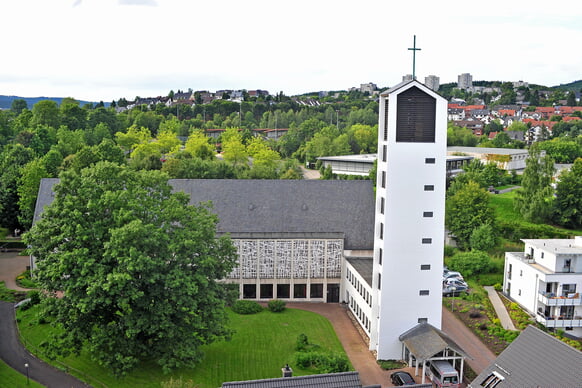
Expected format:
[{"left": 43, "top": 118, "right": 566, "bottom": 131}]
[
  {"left": 443, "top": 284, "right": 469, "bottom": 297},
  {"left": 391, "top": 371, "right": 416, "bottom": 386},
  {"left": 443, "top": 271, "right": 464, "bottom": 281},
  {"left": 444, "top": 278, "right": 468, "bottom": 288}
]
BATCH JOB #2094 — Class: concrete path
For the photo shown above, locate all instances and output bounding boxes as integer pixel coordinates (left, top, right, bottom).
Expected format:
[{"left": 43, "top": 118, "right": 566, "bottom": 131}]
[
  {"left": 0, "top": 250, "right": 30, "bottom": 292},
  {"left": 0, "top": 301, "right": 90, "bottom": 388},
  {"left": 441, "top": 306, "right": 496, "bottom": 376},
  {"left": 300, "top": 166, "right": 321, "bottom": 180},
  {"left": 484, "top": 286, "right": 516, "bottom": 330}
]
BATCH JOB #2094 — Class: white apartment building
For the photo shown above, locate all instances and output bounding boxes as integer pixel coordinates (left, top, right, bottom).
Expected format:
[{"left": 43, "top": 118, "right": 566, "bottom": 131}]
[{"left": 504, "top": 237, "right": 582, "bottom": 338}]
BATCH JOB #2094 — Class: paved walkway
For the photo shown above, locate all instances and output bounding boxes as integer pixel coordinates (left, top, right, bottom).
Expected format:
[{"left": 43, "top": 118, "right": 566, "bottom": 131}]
[
  {"left": 441, "top": 306, "right": 497, "bottom": 380},
  {"left": 300, "top": 166, "right": 321, "bottom": 180},
  {"left": 0, "top": 301, "right": 90, "bottom": 388},
  {"left": 0, "top": 250, "right": 30, "bottom": 292},
  {"left": 484, "top": 286, "right": 516, "bottom": 330}
]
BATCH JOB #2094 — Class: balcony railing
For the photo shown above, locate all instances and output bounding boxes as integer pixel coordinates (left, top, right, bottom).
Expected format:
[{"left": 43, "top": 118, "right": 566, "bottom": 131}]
[
  {"left": 536, "top": 314, "right": 582, "bottom": 328},
  {"left": 538, "top": 292, "right": 581, "bottom": 306}
]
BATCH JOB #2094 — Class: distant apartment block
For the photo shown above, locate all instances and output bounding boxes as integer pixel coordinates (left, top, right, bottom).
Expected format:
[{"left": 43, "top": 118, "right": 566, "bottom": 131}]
[
  {"left": 360, "top": 82, "right": 377, "bottom": 94},
  {"left": 402, "top": 74, "right": 414, "bottom": 82},
  {"left": 424, "top": 75, "right": 440, "bottom": 91},
  {"left": 457, "top": 73, "right": 473, "bottom": 90},
  {"left": 503, "top": 237, "right": 582, "bottom": 338}
]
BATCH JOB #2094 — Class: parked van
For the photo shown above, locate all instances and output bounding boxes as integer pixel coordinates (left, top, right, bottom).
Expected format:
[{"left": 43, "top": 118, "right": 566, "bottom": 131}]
[{"left": 425, "top": 360, "right": 460, "bottom": 388}]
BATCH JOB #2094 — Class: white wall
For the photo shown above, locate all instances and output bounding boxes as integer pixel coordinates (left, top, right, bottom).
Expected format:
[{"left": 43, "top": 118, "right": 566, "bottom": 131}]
[{"left": 371, "top": 81, "right": 447, "bottom": 359}]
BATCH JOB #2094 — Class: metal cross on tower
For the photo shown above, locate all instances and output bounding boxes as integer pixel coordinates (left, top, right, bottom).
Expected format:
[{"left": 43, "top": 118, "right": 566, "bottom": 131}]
[{"left": 408, "top": 35, "right": 421, "bottom": 79}]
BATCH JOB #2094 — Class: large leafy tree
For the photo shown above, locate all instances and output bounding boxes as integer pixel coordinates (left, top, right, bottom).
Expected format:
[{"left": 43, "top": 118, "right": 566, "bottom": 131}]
[
  {"left": 445, "top": 180, "right": 496, "bottom": 250},
  {"left": 514, "top": 148, "right": 555, "bottom": 223},
  {"left": 554, "top": 158, "right": 582, "bottom": 228},
  {"left": 25, "top": 162, "right": 237, "bottom": 375}
]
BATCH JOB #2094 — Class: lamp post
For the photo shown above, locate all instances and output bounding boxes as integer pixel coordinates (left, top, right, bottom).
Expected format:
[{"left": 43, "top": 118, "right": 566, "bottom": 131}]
[
  {"left": 25, "top": 362, "right": 29, "bottom": 385},
  {"left": 450, "top": 286, "right": 457, "bottom": 312}
]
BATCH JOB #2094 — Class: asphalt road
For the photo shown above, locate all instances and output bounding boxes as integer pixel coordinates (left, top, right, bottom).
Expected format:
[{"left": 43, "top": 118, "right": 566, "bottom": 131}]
[{"left": 0, "top": 301, "right": 90, "bottom": 388}]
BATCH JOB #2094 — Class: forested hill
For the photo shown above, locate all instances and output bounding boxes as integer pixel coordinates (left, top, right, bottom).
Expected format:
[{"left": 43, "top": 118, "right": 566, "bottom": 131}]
[{"left": 0, "top": 95, "right": 104, "bottom": 110}]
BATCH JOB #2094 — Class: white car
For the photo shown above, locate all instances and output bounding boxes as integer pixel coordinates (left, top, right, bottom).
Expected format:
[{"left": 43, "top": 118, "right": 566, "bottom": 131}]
[
  {"left": 443, "top": 271, "right": 464, "bottom": 281},
  {"left": 444, "top": 278, "right": 467, "bottom": 288}
]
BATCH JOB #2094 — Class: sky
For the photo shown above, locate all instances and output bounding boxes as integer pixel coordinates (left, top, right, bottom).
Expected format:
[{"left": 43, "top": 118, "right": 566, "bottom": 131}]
[{"left": 1, "top": 0, "right": 581, "bottom": 102}]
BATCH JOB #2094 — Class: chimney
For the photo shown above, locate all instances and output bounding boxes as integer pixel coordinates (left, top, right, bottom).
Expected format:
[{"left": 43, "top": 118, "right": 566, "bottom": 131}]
[{"left": 282, "top": 364, "right": 293, "bottom": 378}]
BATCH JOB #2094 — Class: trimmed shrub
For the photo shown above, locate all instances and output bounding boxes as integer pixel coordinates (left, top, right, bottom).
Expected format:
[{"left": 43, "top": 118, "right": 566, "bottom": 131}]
[
  {"left": 231, "top": 300, "right": 263, "bottom": 315},
  {"left": 294, "top": 351, "right": 350, "bottom": 373},
  {"left": 28, "top": 290, "right": 41, "bottom": 306},
  {"left": 267, "top": 299, "right": 286, "bottom": 313}
]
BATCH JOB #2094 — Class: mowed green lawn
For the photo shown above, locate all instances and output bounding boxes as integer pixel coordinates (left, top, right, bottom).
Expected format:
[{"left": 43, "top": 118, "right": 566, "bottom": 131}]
[
  {"left": 0, "top": 359, "right": 44, "bottom": 388},
  {"left": 489, "top": 190, "right": 582, "bottom": 235},
  {"left": 17, "top": 305, "right": 348, "bottom": 388}
]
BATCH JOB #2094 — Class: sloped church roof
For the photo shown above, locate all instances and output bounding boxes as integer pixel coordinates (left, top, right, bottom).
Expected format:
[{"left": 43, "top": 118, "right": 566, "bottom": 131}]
[{"left": 34, "top": 178, "right": 376, "bottom": 250}]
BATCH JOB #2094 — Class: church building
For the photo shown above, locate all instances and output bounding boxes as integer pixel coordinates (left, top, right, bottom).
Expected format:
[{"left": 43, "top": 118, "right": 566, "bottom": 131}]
[{"left": 32, "top": 78, "right": 447, "bottom": 362}]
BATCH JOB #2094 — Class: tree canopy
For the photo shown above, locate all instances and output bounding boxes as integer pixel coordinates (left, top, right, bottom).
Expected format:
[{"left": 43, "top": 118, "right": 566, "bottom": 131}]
[{"left": 24, "top": 162, "right": 237, "bottom": 375}]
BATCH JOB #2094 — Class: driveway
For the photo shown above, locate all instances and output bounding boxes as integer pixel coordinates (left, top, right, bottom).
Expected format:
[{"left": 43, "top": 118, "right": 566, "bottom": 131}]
[{"left": 0, "top": 250, "right": 29, "bottom": 291}]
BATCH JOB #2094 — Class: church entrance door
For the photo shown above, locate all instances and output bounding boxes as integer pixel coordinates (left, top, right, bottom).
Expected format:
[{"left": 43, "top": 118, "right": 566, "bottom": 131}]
[{"left": 326, "top": 284, "right": 340, "bottom": 303}]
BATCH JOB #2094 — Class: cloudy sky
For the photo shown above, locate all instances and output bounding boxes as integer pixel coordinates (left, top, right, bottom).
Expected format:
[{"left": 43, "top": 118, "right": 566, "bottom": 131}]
[{"left": 1, "top": 0, "right": 581, "bottom": 102}]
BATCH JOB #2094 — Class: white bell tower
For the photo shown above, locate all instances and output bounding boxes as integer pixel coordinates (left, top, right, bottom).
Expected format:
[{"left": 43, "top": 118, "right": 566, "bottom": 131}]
[{"left": 370, "top": 79, "right": 448, "bottom": 359}]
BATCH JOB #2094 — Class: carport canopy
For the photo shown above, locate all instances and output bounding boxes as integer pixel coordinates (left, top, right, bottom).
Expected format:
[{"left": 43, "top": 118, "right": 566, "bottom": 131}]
[{"left": 399, "top": 323, "right": 470, "bottom": 384}]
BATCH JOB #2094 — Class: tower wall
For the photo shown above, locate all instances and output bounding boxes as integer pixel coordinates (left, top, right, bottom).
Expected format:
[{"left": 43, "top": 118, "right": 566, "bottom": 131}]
[{"left": 370, "top": 80, "right": 447, "bottom": 359}]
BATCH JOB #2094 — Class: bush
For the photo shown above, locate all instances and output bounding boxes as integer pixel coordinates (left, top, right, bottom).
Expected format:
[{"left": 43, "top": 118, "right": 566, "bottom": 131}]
[
  {"left": 296, "top": 333, "right": 309, "bottom": 351},
  {"left": 493, "top": 283, "right": 502, "bottom": 292},
  {"left": 377, "top": 360, "right": 407, "bottom": 370},
  {"left": 294, "top": 351, "right": 350, "bottom": 373},
  {"left": 267, "top": 299, "right": 286, "bottom": 313},
  {"left": 231, "top": 300, "right": 263, "bottom": 315},
  {"left": 28, "top": 290, "right": 41, "bottom": 306},
  {"left": 448, "top": 250, "right": 493, "bottom": 277}
]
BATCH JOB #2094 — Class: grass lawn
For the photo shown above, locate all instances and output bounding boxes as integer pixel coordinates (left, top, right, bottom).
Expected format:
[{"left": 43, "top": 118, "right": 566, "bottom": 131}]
[
  {"left": 17, "top": 305, "right": 348, "bottom": 388},
  {"left": 0, "top": 359, "right": 44, "bottom": 388},
  {"left": 489, "top": 190, "right": 582, "bottom": 236},
  {"left": 489, "top": 190, "right": 521, "bottom": 223}
]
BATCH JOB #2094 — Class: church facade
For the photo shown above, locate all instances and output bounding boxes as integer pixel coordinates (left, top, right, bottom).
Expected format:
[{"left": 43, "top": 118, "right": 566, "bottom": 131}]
[{"left": 32, "top": 79, "right": 447, "bottom": 362}]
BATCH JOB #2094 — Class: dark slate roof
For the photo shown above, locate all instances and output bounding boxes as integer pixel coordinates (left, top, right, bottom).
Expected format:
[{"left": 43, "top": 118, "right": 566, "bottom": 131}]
[
  {"left": 469, "top": 325, "right": 582, "bottom": 388},
  {"left": 399, "top": 323, "right": 469, "bottom": 362},
  {"left": 170, "top": 179, "right": 375, "bottom": 250},
  {"left": 222, "top": 371, "right": 363, "bottom": 388},
  {"left": 33, "top": 178, "right": 60, "bottom": 224},
  {"left": 33, "top": 179, "right": 375, "bottom": 250},
  {"left": 346, "top": 257, "right": 373, "bottom": 287}
]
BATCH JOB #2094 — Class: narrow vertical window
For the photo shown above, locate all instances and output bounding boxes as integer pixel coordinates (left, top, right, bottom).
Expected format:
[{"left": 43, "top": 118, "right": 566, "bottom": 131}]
[
  {"left": 377, "top": 273, "right": 381, "bottom": 290},
  {"left": 380, "top": 197, "right": 385, "bottom": 214},
  {"left": 378, "top": 248, "right": 383, "bottom": 265},
  {"left": 382, "top": 145, "right": 387, "bottom": 162},
  {"left": 381, "top": 171, "right": 386, "bottom": 188}
]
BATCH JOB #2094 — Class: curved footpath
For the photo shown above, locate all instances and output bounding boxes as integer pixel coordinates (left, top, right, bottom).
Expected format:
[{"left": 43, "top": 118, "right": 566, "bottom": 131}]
[{"left": 0, "top": 301, "right": 90, "bottom": 388}]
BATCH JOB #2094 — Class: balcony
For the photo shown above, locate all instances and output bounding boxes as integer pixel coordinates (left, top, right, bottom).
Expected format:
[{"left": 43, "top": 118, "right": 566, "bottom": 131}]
[
  {"left": 536, "top": 313, "right": 582, "bottom": 328},
  {"left": 538, "top": 292, "right": 581, "bottom": 306}
]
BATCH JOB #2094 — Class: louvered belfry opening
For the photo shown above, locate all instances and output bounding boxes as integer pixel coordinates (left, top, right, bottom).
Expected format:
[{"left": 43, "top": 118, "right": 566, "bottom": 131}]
[{"left": 396, "top": 86, "right": 436, "bottom": 143}]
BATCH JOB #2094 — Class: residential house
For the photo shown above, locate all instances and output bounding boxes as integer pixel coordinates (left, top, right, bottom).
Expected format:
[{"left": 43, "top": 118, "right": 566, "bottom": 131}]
[
  {"left": 469, "top": 325, "right": 582, "bottom": 387},
  {"left": 503, "top": 236, "right": 582, "bottom": 338}
]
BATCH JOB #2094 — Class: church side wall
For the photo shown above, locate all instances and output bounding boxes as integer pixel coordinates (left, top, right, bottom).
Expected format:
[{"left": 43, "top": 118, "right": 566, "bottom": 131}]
[
  {"left": 345, "top": 262, "right": 373, "bottom": 336},
  {"left": 225, "top": 238, "right": 343, "bottom": 302}
]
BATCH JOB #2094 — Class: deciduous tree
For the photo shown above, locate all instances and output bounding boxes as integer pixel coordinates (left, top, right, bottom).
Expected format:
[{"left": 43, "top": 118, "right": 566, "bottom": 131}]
[
  {"left": 24, "top": 163, "right": 237, "bottom": 375},
  {"left": 553, "top": 158, "right": 582, "bottom": 228},
  {"left": 445, "top": 180, "right": 496, "bottom": 250}
]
